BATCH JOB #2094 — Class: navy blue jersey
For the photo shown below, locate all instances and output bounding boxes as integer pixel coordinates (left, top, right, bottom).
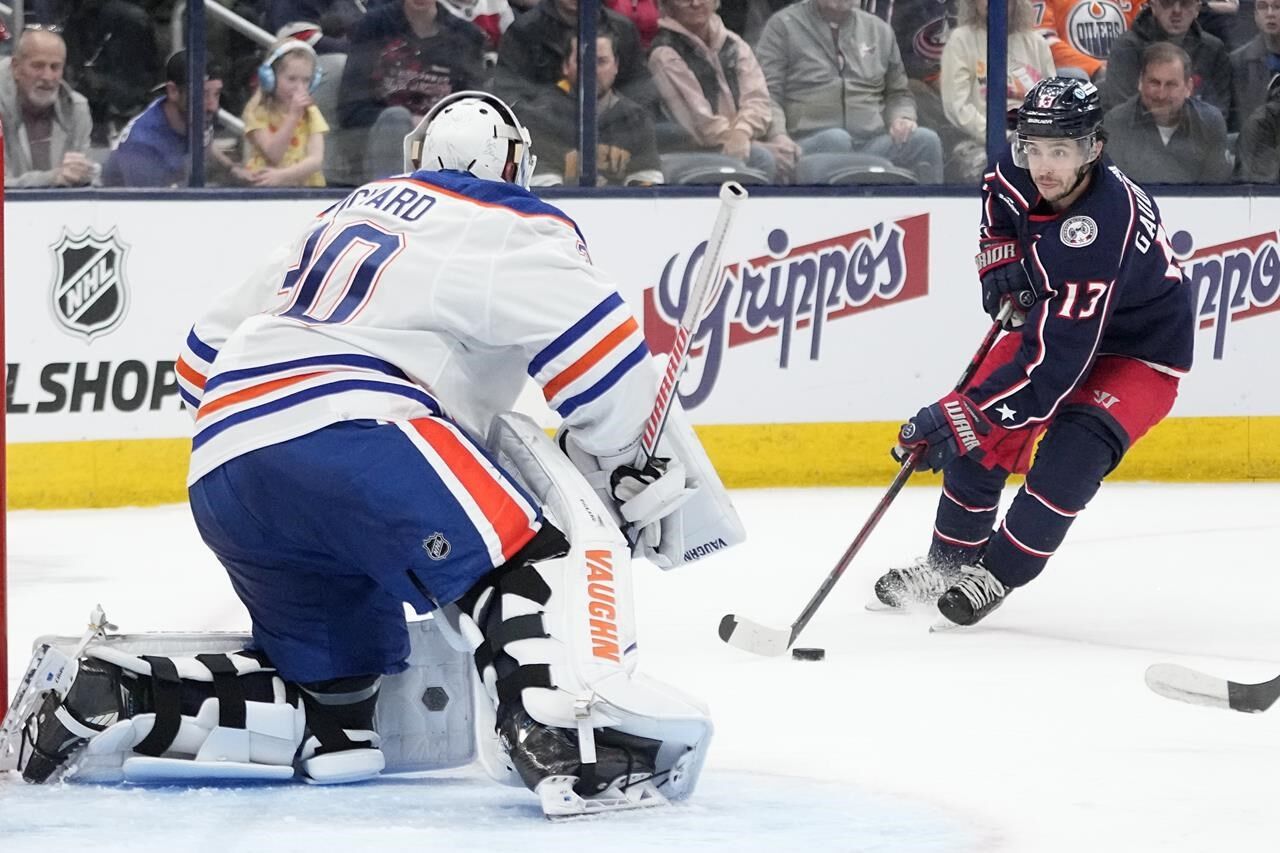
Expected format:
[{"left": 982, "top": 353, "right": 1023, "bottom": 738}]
[{"left": 968, "top": 149, "right": 1195, "bottom": 429}]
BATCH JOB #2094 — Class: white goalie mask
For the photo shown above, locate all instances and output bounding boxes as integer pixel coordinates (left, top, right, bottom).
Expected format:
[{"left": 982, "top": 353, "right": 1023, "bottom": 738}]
[{"left": 403, "top": 91, "right": 536, "bottom": 189}]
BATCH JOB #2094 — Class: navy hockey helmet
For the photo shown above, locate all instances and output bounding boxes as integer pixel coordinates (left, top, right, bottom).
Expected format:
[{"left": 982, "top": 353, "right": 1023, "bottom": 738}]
[
  {"left": 1016, "top": 78, "right": 1103, "bottom": 141},
  {"left": 1012, "top": 78, "right": 1104, "bottom": 175}
]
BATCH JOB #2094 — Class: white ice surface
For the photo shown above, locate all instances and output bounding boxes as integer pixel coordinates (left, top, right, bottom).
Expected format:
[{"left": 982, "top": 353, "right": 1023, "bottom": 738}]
[{"left": 3, "top": 483, "right": 1279, "bottom": 851}]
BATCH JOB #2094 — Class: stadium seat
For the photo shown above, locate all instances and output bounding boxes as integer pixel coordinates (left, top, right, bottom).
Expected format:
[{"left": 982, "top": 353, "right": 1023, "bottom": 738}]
[
  {"left": 794, "top": 152, "right": 918, "bottom": 185},
  {"left": 659, "top": 153, "right": 770, "bottom": 185}
]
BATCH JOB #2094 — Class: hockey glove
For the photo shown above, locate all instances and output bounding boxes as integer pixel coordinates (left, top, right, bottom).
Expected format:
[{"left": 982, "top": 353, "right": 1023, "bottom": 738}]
[
  {"left": 976, "top": 239, "right": 1038, "bottom": 330},
  {"left": 892, "top": 391, "right": 994, "bottom": 473},
  {"left": 610, "top": 456, "right": 696, "bottom": 550}
]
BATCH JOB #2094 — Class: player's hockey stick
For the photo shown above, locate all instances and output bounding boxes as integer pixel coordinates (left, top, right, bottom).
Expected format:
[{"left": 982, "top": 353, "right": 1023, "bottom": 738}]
[
  {"left": 719, "top": 303, "right": 1014, "bottom": 656},
  {"left": 638, "top": 181, "right": 748, "bottom": 466},
  {"left": 1144, "top": 664, "right": 1280, "bottom": 714}
]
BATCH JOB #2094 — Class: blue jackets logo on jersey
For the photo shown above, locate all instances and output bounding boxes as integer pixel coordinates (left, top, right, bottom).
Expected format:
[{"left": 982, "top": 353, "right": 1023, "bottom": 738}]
[
  {"left": 1060, "top": 216, "right": 1098, "bottom": 248},
  {"left": 643, "top": 214, "right": 931, "bottom": 408},
  {"left": 49, "top": 228, "right": 130, "bottom": 342}
]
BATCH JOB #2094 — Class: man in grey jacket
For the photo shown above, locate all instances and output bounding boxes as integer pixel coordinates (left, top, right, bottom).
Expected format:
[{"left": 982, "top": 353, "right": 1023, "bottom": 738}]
[
  {"left": 1, "top": 28, "right": 94, "bottom": 188},
  {"left": 1103, "top": 0, "right": 1232, "bottom": 115},
  {"left": 1229, "top": 0, "right": 1280, "bottom": 132},
  {"left": 754, "top": 0, "right": 943, "bottom": 182},
  {"left": 1104, "top": 42, "right": 1232, "bottom": 182}
]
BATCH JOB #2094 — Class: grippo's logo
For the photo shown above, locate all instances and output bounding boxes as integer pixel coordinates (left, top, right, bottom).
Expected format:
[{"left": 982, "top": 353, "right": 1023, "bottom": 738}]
[
  {"left": 643, "top": 214, "right": 930, "bottom": 407},
  {"left": 50, "top": 228, "right": 130, "bottom": 341},
  {"left": 1173, "top": 228, "right": 1280, "bottom": 359}
]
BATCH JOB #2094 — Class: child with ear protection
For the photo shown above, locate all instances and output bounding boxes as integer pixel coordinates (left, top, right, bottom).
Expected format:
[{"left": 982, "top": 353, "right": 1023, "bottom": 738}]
[{"left": 240, "top": 38, "right": 329, "bottom": 187}]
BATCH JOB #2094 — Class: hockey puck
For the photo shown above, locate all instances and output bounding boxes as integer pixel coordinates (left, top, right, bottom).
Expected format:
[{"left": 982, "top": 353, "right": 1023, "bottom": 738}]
[{"left": 791, "top": 647, "right": 825, "bottom": 661}]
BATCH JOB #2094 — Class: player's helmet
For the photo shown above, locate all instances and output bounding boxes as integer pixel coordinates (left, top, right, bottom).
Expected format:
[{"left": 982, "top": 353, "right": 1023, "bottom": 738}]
[
  {"left": 1012, "top": 78, "right": 1104, "bottom": 169},
  {"left": 403, "top": 90, "right": 536, "bottom": 189}
]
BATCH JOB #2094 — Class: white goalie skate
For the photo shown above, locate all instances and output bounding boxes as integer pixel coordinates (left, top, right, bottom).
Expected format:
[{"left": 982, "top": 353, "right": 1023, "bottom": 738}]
[{"left": 0, "top": 605, "right": 115, "bottom": 777}]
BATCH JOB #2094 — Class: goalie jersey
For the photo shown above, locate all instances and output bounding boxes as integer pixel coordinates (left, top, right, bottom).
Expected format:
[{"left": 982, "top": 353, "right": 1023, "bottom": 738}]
[
  {"left": 177, "top": 170, "right": 655, "bottom": 485},
  {"left": 970, "top": 150, "right": 1195, "bottom": 430}
]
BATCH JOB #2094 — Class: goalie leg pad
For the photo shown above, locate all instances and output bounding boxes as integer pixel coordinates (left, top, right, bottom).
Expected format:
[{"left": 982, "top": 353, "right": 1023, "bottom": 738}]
[
  {"left": 18, "top": 645, "right": 304, "bottom": 784},
  {"left": 296, "top": 675, "right": 385, "bottom": 784},
  {"left": 459, "top": 414, "right": 715, "bottom": 809}
]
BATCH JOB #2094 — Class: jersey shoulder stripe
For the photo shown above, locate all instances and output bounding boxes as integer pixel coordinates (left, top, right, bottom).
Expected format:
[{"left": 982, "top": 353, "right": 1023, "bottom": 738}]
[
  {"left": 526, "top": 291, "right": 651, "bottom": 417},
  {"left": 405, "top": 170, "right": 585, "bottom": 242},
  {"left": 529, "top": 292, "right": 626, "bottom": 377}
]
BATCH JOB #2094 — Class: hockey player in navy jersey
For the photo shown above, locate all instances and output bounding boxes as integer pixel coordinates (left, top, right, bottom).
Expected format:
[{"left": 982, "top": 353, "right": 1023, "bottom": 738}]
[
  {"left": 6, "top": 91, "right": 739, "bottom": 815},
  {"left": 872, "top": 78, "right": 1195, "bottom": 627}
]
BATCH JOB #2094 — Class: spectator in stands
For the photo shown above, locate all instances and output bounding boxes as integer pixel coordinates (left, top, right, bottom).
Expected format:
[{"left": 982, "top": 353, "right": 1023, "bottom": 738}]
[
  {"left": 267, "top": 1, "right": 371, "bottom": 54},
  {"left": 649, "top": 0, "right": 799, "bottom": 182},
  {"left": 1239, "top": 73, "right": 1280, "bottom": 178},
  {"left": 493, "top": 0, "right": 654, "bottom": 109},
  {"left": 607, "top": 0, "right": 661, "bottom": 50},
  {"left": 718, "top": 0, "right": 790, "bottom": 43},
  {"left": 338, "top": 0, "right": 486, "bottom": 181},
  {"left": 1033, "top": 0, "right": 1142, "bottom": 83},
  {"left": 436, "top": 0, "right": 514, "bottom": 54},
  {"left": 102, "top": 52, "right": 241, "bottom": 187},
  {"left": 1103, "top": 0, "right": 1233, "bottom": 115},
  {"left": 61, "top": 0, "right": 163, "bottom": 147},
  {"left": 1239, "top": 72, "right": 1280, "bottom": 178},
  {"left": 0, "top": 27, "right": 93, "bottom": 187},
  {"left": 524, "top": 33, "right": 664, "bottom": 185},
  {"left": 242, "top": 38, "right": 329, "bottom": 186},
  {"left": 1197, "top": 0, "right": 1241, "bottom": 48},
  {"left": 871, "top": 0, "right": 954, "bottom": 149},
  {"left": 755, "top": 0, "right": 945, "bottom": 183},
  {"left": 941, "top": 0, "right": 1054, "bottom": 181},
  {"left": 1229, "top": 0, "right": 1280, "bottom": 131},
  {"left": 1104, "top": 42, "right": 1233, "bottom": 181}
]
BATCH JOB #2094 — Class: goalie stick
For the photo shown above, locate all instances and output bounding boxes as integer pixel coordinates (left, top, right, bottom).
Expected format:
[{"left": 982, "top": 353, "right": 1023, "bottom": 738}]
[
  {"left": 638, "top": 181, "right": 747, "bottom": 467},
  {"left": 1144, "top": 664, "right": 1280, "bottom": 714},
  {"left": 622, "top": 182, "right": 746, "bottom": 548},
  {"left": 719, "top": 302, "right": 1014, "bottom": 657}
]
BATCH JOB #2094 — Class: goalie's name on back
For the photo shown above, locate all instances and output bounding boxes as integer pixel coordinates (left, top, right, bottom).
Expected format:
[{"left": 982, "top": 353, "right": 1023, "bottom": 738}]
[{"left": 328, "top": 180, "right": 437, "bottom": 223}]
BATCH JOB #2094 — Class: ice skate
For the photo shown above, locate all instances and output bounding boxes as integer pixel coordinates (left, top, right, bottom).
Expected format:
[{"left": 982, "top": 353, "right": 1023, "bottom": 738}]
[
  {"left": 869, "top": 558, "right": 957, "bottom": 611},
  {"left": 936, "top": 563, "right": 1010, "bottom": 627}
]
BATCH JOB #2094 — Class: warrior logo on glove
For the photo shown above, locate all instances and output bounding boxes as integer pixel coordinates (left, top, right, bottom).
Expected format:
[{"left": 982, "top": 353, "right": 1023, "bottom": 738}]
[{"left": 893, "top": 391, "right": 995, "bottom": 472}]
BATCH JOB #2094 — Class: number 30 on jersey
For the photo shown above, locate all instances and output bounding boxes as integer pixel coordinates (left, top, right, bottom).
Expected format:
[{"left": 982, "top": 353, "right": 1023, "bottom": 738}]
[{"left": 277, "top": 222, "right": 406, "bottom": 325}]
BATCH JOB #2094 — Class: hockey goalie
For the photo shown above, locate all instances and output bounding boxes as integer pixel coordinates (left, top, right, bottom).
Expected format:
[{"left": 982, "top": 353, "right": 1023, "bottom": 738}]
[{"left": 0, "top": 91, "right": 745, "bottom": 818}]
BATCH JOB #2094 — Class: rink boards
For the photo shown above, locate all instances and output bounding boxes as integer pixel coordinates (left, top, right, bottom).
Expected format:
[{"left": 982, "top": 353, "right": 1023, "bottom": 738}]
[{"left": 6, "top": 191, "right": 1278, "bottom": 507}]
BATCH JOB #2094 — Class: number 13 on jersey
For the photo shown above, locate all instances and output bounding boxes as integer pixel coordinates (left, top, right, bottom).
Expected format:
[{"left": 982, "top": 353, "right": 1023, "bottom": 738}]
[{"left": 1057, "top": 280, "right": 1108, "bottom": 319}]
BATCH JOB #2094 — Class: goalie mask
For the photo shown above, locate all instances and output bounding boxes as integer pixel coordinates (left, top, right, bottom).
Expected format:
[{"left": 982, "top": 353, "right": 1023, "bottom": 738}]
[{"left": 403, "top": 90, "right": 536, "bottom": 189}]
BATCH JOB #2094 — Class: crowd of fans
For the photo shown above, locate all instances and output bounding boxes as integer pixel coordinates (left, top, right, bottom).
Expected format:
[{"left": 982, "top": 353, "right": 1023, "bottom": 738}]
[{"left": 0, "top": 0, "right": 1278, "bottom": 187}]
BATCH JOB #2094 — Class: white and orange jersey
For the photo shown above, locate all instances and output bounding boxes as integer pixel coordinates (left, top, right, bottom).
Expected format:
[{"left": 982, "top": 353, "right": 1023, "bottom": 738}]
[
  {"left": 178, "top": 169, "right": 655, "bottom": 485},
  {"left": 1032, "top": 0, "right": 1143, "bottom": 76}
]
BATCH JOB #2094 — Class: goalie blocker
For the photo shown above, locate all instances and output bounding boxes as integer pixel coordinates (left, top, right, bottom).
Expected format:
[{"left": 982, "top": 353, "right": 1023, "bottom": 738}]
[{"left": 1, "top": 413, "right": 736, "bottom": 817}]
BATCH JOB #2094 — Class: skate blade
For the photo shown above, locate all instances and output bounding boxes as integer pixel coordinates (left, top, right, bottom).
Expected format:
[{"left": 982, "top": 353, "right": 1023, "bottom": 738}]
[
  {"left": 864, "top": 598, "right": 912, "bottom": 614},
  {"left": 928, "top": 617, "right": 969, "bottom": 633},
  {"left": 538, "top": 774, "right": 669, "bottom": 820}
]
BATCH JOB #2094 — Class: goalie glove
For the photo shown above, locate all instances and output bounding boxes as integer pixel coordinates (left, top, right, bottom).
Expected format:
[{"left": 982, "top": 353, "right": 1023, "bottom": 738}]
[
  {"left": 976, "top": 239, "right": 1039, "bottom": 330},
  {"left": 609, "top": 456, "right": 696, "bottom": 551}
]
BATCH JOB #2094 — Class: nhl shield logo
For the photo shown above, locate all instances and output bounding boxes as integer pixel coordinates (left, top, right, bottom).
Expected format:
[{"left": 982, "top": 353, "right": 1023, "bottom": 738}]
[
  {"left": 422, "top": 532, "right": 452, "bottom": 561},
  {"left": 50, "top": 228, "right": 130, "bottom": 340}
]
